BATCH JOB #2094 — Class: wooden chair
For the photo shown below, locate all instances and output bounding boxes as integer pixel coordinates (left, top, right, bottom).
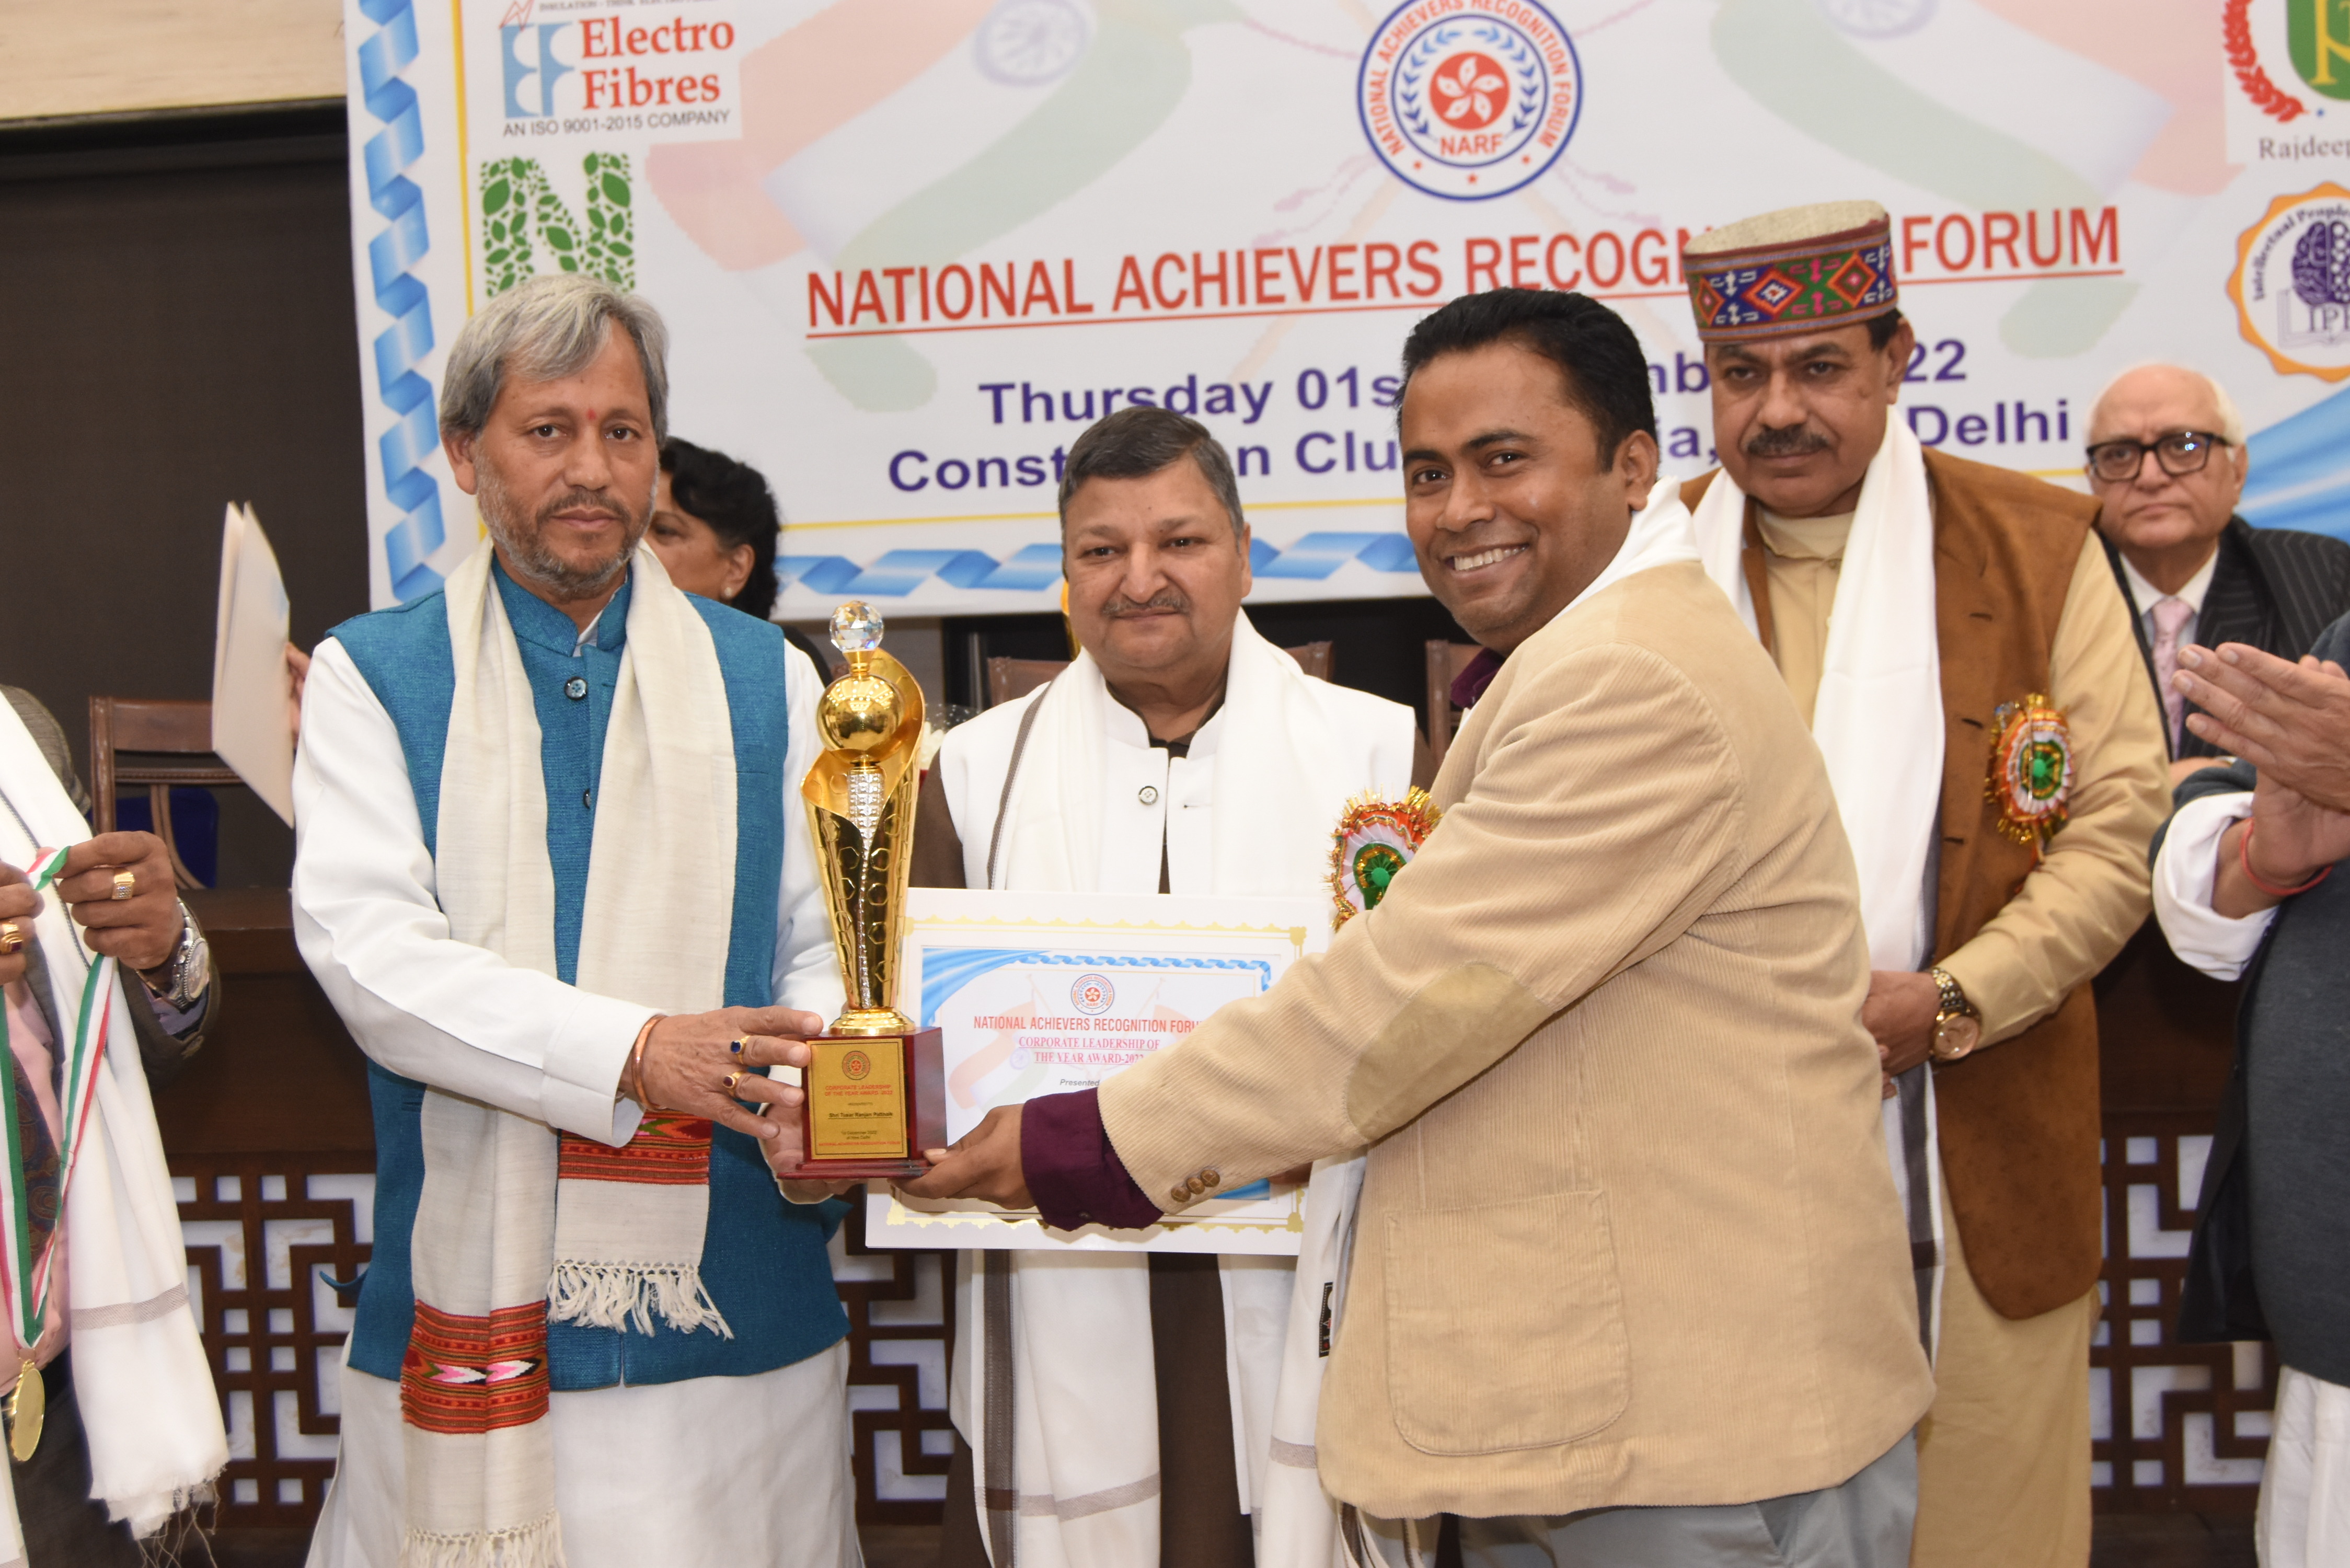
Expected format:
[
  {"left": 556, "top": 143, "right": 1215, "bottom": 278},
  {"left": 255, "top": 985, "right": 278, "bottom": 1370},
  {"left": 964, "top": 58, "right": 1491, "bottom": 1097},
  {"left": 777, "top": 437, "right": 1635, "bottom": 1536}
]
[
  {"left": 1424, "top": 641, "right": 1485, "bottom": 770},
  {"left": 88, "top": 697, "right": 241, "bottom": 890},
  {"left": 984, "top": 642, "right": 1334, "bottom": 709}
]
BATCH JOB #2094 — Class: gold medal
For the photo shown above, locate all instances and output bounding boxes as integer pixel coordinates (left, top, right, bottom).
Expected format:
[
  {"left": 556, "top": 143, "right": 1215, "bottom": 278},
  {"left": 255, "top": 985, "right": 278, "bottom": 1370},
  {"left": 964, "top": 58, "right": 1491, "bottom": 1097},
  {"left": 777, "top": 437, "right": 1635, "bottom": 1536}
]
[{"left": 7, "top": 1357, "right": 42, "bottom": 1461}]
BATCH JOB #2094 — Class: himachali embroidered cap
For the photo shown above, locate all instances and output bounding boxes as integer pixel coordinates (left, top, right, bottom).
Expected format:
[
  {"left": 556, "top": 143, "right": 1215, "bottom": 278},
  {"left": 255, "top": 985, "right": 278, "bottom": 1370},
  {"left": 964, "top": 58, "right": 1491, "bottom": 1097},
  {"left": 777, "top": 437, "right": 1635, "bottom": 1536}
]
[{"left": 1682, "top": 200, "right": 1898, "bottom": 344}]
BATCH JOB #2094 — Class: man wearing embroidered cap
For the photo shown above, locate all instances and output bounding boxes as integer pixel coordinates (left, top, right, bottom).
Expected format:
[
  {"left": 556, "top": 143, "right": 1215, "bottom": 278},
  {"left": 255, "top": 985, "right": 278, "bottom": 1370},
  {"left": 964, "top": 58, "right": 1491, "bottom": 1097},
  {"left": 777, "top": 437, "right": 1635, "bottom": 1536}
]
[{"left": 1680, "top": 201, "right": 2168, "bottom": 1566}]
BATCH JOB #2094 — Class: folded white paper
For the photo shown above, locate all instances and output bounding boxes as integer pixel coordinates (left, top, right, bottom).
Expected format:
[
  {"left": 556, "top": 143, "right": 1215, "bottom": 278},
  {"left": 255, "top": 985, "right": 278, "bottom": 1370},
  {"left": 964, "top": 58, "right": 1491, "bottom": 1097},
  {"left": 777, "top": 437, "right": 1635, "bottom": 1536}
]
[{"left": 211, "top": 503, "right": 294, "bottom": 824}]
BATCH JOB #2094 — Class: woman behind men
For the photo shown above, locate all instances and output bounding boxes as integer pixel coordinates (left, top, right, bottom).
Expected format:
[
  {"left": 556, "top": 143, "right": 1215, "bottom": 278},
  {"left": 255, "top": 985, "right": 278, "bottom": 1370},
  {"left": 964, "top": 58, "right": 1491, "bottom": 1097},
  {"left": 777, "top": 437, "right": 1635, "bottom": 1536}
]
[{"left": 650, "top": 437, "right": 835, "bottom": 683}]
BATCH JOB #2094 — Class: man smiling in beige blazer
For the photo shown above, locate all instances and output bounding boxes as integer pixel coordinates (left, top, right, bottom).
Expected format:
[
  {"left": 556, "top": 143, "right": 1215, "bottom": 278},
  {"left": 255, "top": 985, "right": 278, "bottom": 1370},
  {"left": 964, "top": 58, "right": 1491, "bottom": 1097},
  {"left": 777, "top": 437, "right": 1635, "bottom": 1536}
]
[{"left": 909, "top": 288, "right": 1934, "bottom": 1567}]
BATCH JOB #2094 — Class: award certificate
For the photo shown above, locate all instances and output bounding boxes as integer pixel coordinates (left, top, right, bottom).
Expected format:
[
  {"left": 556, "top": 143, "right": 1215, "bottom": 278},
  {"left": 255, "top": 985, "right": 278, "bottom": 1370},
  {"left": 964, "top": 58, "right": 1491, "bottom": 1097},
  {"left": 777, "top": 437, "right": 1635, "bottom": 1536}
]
[{"left": 864, "top": 887, "right": 1326, "bottom": 1255}]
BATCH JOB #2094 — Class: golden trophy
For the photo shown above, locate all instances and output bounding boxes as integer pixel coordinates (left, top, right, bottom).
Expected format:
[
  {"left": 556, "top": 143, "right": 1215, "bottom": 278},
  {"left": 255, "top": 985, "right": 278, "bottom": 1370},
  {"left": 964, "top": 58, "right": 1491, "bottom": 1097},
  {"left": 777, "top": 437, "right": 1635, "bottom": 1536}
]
[{"left": 782, "top": 601, "right": 946, "bottom": 1179}]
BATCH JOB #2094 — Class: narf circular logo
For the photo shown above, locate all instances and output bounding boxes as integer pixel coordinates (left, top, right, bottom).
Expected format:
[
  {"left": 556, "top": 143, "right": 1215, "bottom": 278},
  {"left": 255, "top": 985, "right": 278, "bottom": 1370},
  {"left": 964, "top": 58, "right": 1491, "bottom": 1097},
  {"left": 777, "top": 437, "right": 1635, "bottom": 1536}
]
[
  {"left": 2231, "top": 185, "right": 2350, "bottom": 382},
  {"left": 1358, "top": 2, "right": 1582, "bottom": 202},
  {"left": 1070, "top": 973, "right": 1115, "bottom": 1016},
  {"left": 841, "top": 1049, "right": 872, "bottom": 1081}
]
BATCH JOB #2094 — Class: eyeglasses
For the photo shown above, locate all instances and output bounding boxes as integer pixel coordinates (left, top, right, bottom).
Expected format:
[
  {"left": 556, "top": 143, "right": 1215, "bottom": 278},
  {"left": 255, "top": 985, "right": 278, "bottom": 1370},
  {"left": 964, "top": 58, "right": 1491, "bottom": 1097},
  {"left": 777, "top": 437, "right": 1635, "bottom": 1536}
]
[{"left": 2084, "top": 430, "right": 2230, "bottom": 484}]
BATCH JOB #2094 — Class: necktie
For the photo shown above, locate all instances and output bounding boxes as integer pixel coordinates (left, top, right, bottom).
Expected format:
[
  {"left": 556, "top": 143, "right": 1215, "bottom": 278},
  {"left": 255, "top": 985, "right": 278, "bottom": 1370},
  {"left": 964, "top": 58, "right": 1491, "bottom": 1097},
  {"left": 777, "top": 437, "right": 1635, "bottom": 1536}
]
[{"left": 2150, "top": 596, "right": 2194, "bottom": 751}]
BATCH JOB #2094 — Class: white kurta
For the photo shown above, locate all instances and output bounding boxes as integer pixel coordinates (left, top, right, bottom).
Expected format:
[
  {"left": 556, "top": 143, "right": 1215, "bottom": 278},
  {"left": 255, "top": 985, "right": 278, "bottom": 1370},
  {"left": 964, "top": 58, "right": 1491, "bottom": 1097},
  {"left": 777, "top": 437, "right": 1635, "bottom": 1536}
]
[
  {"left": 293, "top": 633, "right": 859, "bottom": 1568},
  {"left": 291, "top": 638, "right": 842, "bottom": 1133},
  {"left": 934, "top": 614, "right": 1417, "bottom": 1568}
]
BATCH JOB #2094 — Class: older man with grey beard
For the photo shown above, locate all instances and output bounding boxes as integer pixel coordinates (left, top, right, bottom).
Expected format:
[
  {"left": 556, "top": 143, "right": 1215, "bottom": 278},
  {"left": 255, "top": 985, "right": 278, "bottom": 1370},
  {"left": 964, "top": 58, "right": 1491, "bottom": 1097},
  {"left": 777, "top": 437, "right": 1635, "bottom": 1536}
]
[{"left": 295, "top": 273, "right": 860, "bottom": 1568}]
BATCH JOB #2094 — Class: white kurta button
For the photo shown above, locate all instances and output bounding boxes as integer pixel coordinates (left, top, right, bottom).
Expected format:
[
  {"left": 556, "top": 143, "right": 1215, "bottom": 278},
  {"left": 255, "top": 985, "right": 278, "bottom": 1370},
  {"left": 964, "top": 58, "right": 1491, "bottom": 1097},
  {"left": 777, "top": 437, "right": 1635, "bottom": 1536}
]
[{"left": 1138, "top": 786, "right": 1159, "bottom": 805}]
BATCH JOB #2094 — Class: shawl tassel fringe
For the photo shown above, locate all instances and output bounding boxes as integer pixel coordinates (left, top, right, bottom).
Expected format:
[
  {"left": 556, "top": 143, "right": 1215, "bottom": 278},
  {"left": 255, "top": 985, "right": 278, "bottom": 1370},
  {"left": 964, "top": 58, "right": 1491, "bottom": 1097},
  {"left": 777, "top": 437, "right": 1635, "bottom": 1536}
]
[{"left": 547, "top": 1262, "right": 732, "bottom": 1339}]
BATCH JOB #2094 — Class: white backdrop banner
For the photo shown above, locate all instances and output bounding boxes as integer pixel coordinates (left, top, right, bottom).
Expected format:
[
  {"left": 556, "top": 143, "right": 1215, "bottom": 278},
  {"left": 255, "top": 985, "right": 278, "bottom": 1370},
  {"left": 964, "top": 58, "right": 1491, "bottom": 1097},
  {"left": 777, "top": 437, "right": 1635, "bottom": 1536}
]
[{"left": 341, "top": 0, "right": 2350, "bottom": 613}]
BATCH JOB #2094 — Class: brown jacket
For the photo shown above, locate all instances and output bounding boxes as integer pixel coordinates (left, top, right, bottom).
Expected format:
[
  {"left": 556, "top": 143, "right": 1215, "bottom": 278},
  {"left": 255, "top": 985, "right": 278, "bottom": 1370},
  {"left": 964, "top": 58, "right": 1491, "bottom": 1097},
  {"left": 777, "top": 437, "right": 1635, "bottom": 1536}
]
[
  {"left": 1099, "top": 561, "right": 1933, "bottom": 1519},
  {"left": 1683, "top": 450, "right": 2167, "bottom": 1318}
]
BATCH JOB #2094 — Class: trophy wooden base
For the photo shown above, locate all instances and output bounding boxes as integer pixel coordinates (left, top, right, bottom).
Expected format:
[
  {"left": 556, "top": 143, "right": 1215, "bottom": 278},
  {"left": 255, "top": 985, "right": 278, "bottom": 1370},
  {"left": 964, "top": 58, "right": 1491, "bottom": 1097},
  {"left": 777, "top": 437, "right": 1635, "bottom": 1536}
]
[{"left": 782, "top": 1027, "right": 944, "bottom": 1181}]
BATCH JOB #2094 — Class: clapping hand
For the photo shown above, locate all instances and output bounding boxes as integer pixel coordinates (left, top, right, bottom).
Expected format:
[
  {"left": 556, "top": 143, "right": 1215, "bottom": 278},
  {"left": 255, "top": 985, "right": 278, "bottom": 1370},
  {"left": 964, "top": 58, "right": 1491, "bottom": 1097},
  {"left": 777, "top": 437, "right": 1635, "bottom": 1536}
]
[
  {"left": 2174, "top": 645, "right": 2350, "bottom": 811},
  {"left": 2213, "top": 763, "right": 2350, "bottom": 918}
]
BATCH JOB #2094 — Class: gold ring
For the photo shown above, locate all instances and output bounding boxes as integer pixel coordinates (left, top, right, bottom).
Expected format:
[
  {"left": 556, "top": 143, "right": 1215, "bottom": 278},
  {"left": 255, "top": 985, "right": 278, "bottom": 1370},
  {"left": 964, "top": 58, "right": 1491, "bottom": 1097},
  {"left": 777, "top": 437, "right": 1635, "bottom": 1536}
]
[
  {"left": 110, "top": 871, "right": 135, "bottom": 902},
  {"left": 0, "top": 921, "right": 21, "bottom": 956},
  {"left": 729, "top": 1037, "right": 748, "bottom": 1056},
  {"left": 721, "top": 1070, "right": 744, "bottom": 1094}
]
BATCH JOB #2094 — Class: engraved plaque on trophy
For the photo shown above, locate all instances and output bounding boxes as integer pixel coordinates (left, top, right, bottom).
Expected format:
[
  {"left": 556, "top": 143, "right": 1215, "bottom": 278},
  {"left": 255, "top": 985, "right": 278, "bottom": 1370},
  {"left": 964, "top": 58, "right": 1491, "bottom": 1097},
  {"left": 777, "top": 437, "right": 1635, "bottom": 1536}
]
[{"left": 782, "top": 601, "right": 947, "bottom": 1180}]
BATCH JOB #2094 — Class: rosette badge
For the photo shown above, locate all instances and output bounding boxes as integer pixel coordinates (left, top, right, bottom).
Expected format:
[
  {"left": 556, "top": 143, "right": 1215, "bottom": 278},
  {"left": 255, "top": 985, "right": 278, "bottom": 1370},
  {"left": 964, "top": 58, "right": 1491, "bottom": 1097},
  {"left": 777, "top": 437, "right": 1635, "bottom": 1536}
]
[
  {"left": 1986, "top": 694, "right": 2073, "bottom": 857},
  {"left": 1330, "top": 789, "right": 1443, "bottom": 928}
]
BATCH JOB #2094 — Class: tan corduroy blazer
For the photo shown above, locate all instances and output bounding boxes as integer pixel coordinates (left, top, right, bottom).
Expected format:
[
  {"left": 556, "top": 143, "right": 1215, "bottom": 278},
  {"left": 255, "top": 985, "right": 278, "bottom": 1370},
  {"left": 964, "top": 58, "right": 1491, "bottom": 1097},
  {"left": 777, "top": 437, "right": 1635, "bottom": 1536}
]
[{"left": 1097, "top": 560, "right": 1934, "bottom": 1520}]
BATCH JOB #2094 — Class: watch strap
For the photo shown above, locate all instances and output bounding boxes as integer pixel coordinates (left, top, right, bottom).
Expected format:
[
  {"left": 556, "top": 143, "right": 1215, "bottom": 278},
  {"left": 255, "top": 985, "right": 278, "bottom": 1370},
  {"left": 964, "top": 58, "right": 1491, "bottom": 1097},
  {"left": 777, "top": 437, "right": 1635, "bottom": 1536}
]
[
  {"left": 136, "top": 901, "right": 210, "bottom": 1010},
  {"left": 1929, "top": 965, "right": 1974, "bottom": 1022}
]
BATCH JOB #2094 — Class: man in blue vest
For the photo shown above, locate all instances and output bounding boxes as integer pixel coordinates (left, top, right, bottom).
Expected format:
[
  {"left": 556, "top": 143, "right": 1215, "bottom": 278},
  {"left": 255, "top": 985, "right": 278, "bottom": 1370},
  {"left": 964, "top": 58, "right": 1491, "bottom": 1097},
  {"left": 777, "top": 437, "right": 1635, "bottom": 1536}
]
[{"left": 294, "top": 274, "right": 858, "bottom": 1567}]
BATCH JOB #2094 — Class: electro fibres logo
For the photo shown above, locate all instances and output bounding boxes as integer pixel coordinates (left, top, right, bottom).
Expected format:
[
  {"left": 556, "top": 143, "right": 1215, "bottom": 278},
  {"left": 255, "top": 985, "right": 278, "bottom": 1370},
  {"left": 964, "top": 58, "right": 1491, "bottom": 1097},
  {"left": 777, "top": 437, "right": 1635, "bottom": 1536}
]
[{"left": 1358, "top": 1, "right": 1583, "bottom": 202}]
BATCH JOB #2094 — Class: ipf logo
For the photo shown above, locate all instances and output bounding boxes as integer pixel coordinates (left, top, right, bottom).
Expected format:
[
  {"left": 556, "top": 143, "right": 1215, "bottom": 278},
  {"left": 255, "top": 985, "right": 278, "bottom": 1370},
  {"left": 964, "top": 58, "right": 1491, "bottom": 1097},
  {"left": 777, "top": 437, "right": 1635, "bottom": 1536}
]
[
  {"left": 1358, "top": 1, "right": 1582, "bottom": 201},
  {"left": 504, "top": 23, "right": 573, "bottom": 119},
  {"left": 2230, "top": 185, "right": 2350, "bottom": 381},
  {"left": 1070, "top": 974, "right": 1115, "bottom": 1016}
]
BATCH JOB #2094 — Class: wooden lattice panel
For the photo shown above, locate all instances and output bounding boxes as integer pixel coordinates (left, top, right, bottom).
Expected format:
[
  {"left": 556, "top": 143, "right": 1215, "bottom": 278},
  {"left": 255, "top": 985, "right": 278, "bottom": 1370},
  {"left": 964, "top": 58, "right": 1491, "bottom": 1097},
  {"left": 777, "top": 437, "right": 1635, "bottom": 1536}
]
[
  {"left": 172, "top": 1155, "right": 375, "bottom": 1529},
  {"left": 171, "top": 1166, "right": 958, "bottom": 1531},
  {"left": 834, "top": 1213, "right": 956, "bottom": 1524},
  {"left": 2091, "top": 1111, "right": 2273, "bottom": 1511}
]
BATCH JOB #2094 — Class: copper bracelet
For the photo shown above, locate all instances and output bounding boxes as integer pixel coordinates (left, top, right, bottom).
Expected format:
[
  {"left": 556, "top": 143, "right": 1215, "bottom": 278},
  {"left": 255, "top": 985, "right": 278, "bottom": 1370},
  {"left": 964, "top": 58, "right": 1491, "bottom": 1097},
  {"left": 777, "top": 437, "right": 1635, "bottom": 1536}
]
[{"left": 628, "top": 1014, "right": 667, "bottom": 1112}]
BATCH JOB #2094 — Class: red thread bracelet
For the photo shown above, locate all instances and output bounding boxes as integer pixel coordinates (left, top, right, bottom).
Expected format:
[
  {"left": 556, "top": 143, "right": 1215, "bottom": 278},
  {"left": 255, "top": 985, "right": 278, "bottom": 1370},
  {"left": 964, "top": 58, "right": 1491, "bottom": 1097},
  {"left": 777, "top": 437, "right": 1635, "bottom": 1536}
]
[{"left": 2241, "top": 818, "right": 2333, "bottom": 900}]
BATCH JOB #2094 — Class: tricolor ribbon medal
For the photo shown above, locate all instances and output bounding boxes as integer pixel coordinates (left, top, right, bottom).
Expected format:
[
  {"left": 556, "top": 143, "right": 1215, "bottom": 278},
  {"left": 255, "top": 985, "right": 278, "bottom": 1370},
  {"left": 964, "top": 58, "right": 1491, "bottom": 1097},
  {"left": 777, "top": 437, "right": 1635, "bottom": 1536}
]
[
  {"left": 0, "top": 845, "right": 117, "bottom": 1460},
  {"left": 1330, "top": 789, "right": 1443, "bottom": 928},
  {"left": 1987, "top": 695, "right": 2074, "bottom": 857}
]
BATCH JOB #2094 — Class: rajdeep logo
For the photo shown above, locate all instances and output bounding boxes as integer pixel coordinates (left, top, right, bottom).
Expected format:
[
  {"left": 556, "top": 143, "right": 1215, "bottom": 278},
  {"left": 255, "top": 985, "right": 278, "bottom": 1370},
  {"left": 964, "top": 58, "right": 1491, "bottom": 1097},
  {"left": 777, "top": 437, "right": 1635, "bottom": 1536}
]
[
  {"left": 840, "top": 1049, "right": 873, "bottom": 1081},
  {"left": 1358, "top": 1, "right": 1582, "bottom": 201},
  {"left": 1070, "top": 973, "right": 1115, "bottom": 1016},
  {"left": 2290, "top": 0, "right": 2350, "bottom": 100},
  {"left": 2230, "top": 185, "right": 2350, "bottom": 382}
]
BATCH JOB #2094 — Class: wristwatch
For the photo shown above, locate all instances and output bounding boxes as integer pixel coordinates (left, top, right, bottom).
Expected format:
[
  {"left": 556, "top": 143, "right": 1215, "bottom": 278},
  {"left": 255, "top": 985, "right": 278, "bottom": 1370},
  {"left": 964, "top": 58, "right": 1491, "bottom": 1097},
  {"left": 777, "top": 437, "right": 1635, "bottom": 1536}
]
[
  {"left": 1927, "top": 965, "right": 1979, "bottom": 1062},
  {"left": 135, "top": 900, "right": 212, "bottom": 1011}
]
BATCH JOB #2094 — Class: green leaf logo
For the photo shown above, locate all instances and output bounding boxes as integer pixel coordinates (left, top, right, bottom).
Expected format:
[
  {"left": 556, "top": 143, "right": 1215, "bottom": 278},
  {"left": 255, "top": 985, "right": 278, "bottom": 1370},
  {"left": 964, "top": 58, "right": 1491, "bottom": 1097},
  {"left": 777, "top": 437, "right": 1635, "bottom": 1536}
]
[{"left": 479, "top": 152, "right": 636, "bottom": 296}]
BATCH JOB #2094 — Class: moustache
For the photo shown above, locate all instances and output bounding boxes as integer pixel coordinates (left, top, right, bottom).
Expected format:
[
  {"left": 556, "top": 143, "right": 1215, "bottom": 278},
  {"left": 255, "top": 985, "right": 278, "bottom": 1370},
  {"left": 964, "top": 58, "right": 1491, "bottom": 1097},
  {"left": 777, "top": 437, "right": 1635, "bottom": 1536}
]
[
  {"left": 1099, "top": 592, "right": 1189, "bottom": 619},
  {"left": 1742, "top": 425, "right": 1830, "bottom": 459},
  {"left": 537, "top": 487, "right": 628, "bottom": 527}
]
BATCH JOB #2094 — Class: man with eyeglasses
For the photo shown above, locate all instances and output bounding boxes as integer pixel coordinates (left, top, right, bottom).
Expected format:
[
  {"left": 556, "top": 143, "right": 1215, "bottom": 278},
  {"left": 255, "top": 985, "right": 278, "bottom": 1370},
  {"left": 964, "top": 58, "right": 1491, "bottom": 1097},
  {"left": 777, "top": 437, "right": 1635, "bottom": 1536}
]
[
  {"left": 2088, "top": 377, "right": 2350, "bottom": 1568},
  {"left": 2085, "top": 364, "right": 2350, "bottom": 786}
]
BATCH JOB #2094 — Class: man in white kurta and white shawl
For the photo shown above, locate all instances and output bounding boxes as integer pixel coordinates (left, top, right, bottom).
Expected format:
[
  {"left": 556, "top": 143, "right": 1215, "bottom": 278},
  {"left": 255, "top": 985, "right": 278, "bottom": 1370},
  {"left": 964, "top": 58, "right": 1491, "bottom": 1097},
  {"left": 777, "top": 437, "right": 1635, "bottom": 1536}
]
[
  {"left": 909, "top": 407, "right": 1421, "bottom": 1568},
  {"left": 296, "top": 275, "right": 859, "bottom": 1567}
]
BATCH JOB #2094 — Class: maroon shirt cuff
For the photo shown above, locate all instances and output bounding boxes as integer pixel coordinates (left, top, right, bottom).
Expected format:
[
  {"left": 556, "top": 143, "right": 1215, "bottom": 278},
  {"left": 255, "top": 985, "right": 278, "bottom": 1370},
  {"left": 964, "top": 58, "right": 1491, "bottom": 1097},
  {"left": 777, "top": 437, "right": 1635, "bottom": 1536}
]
[{"left": 1021, "top": 1088, "right": 1163, "bottom": 1231}]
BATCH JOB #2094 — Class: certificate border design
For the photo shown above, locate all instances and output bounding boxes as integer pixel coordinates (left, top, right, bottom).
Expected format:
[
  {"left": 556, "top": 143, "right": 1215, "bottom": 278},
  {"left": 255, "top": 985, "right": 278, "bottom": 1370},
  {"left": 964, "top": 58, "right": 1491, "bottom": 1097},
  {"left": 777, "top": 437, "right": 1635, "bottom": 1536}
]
[
  {"left": 869, "top": 893, "right": 1322, "bottom": 1254},
  {"left": 908, "top": 912, "right": 1310, "bottom": 958}
]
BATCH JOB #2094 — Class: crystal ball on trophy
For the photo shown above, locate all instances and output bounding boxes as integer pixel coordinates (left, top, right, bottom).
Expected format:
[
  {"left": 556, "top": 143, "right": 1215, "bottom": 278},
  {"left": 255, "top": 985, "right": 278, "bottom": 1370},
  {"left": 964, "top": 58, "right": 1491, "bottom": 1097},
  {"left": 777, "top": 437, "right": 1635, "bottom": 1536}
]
[{"left": 830, "top": 599, "right": 885, "bottom": 654}]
